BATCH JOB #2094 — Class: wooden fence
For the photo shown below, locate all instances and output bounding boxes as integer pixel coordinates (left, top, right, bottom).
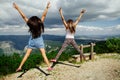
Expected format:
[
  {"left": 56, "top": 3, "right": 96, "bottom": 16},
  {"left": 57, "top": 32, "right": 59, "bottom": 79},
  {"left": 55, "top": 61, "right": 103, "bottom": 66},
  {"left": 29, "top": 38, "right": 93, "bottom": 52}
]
[{"left": 72, "top": 43, "right": 96, "bottom": 62}]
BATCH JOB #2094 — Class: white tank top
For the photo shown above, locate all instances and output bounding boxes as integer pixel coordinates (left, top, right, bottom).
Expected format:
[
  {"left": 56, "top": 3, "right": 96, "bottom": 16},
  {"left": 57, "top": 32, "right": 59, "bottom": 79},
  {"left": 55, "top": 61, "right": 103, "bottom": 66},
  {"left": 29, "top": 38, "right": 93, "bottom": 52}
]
[{"left": 65, "top": 29, "right": 74, "bottom": 39}]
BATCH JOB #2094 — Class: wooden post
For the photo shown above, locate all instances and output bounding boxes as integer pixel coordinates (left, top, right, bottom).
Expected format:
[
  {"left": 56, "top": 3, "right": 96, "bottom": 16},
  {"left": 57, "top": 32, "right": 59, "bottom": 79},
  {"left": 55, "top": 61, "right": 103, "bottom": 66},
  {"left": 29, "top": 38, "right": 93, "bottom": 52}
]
[
  {"left": 90, "top": 43, "right": 94, "bottom": 60},
  {"left": 80, "top": 44, "right": 83, "bottom": 62}
]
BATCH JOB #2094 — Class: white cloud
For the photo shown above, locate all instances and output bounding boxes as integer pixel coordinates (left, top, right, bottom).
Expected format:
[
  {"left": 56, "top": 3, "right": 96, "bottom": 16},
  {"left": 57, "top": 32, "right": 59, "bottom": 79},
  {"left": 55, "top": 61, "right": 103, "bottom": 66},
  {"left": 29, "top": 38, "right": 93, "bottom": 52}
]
[
  {"left": 116, "top": 25, "right": 120, "bottom": 29},
  {"left": 0, "top": 25, "right": 29, "bottom": 35},
  {"left": 44, "top": 24, "right": 120, "bottom": 36},
  {"left": 97, "top": 15, "right": 108, "bottom": 20},
  {"left": 45, "top": 27, "right": 65, "bottom": 35},
  {"left": 0, "top": 24, "right": 120, "bottom": 36},
  {"left": 75, "top": 25, "right": 120, "bottom": 35},
  {"left": 1, "top": 0, "right": 120, "bottom": 23},
  {"left": 0, "top": 0, "right": 120, "bottom": 35}
]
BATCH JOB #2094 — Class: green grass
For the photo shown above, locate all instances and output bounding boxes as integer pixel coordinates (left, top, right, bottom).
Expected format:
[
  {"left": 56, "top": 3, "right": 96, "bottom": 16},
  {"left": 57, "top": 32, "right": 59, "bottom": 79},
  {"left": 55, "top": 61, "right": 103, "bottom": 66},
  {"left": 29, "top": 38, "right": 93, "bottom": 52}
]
[{"left": 98, "top": 53, "right": 120, "bottom": 60}]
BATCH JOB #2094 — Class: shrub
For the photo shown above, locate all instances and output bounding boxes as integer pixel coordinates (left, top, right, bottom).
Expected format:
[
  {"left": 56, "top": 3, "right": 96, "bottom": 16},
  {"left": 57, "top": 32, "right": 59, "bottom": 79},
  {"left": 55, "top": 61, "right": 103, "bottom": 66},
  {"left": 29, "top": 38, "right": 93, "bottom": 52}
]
[
  {"left": 106, "top": 38, "right": 120, "bottom": 53},
  {"left": 0, "top": 53, "right": 21, "bottom": 76},
  {"left": 0, "top": 53, "right": 42, "bottom": 76},
  {"left": 95, "top": 38, "right": 120, "bottom": 53}
]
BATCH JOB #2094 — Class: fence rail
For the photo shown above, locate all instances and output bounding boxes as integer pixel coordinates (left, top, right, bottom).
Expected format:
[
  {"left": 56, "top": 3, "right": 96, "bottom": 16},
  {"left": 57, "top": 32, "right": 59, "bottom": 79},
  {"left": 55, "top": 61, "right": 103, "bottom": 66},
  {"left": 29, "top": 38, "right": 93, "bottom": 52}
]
[{"left": 72, "top": 43, "right": 96, "bottom": 62}]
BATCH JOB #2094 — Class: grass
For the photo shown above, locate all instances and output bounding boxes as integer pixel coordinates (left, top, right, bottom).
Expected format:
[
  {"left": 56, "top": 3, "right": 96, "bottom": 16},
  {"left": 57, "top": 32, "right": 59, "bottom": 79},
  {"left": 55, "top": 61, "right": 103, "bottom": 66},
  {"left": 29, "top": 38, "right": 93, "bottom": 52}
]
[{"left": 98, "top": 53, "right": 120, "bottom": 60}]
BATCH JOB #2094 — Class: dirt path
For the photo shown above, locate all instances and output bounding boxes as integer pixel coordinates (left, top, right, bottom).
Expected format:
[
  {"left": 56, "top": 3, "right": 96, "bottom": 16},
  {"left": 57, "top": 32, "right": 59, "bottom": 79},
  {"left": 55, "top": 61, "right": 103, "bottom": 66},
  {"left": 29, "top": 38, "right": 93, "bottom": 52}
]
[{"left": 1, "top": 54, "right": 120, "bottom": 80}]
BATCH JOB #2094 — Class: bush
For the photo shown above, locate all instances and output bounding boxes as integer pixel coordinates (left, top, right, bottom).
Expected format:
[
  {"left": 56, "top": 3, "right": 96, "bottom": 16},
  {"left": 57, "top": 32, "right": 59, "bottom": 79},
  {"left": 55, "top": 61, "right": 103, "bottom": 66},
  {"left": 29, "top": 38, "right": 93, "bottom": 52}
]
[
  {"left": 0, "top": 53, "right": 43, "bottom": 76},
  {"left": 95, "top": 41, "right": 109, "bottom": 53},
  {"left": 0, "top": 49, "right": 77, "bottom": 76},
  {"left": 106, "top": 38, "right": 120, "bottom": 53},
  {"left": 95, "top": 38, "right": 120, "bottom": 53},
  {"left": 23, "top": 53, "right": 42, "bottom": 70},
  {"left": 0, "top": 53, "right": 21, "bottom": 76}
]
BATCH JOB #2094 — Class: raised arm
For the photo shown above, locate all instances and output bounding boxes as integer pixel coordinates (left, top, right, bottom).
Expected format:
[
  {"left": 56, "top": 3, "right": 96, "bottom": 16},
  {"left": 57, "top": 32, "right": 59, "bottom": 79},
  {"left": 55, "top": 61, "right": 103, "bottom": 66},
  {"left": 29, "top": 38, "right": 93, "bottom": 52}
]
[
  {"left": 41, "top": 2, "right": 50, "bottom": 22},
  {"left": 74, "top": 9, "right": 86, "bottom": 26},
  {"left": 59, "top": 8, "right": 67, "bottom": 28},
  {"left": 13, "top": 3, "right": 28, "bottom": 23}
]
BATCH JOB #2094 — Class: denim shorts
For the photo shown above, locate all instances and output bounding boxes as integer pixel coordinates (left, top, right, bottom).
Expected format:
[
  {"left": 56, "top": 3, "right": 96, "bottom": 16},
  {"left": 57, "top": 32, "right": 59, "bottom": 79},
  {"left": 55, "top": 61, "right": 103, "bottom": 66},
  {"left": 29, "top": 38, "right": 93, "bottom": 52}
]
[{"left": 27, "top": 35, "right": 44, "bottom": 49}]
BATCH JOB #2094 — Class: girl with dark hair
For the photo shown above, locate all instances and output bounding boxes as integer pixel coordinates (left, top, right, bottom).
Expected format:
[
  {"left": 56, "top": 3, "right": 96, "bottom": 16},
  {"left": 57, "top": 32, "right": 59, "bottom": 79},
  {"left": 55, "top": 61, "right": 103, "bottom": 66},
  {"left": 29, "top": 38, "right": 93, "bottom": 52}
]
[
  {"left": 51, "top": 8, "right": 86, "bottom": 63},
  {"left": 13, "top": 2, "right": 52, "bottom": 71}
]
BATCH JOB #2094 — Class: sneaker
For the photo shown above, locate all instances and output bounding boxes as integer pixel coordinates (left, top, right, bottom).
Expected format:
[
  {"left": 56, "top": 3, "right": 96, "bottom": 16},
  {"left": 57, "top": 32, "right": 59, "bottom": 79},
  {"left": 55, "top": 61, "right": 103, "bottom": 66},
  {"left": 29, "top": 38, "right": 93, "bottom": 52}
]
[
  {"left": 16, "top": 68, "right": 22, "bottom": 72},
  {"left": 50, "top": 59, "right": 57, "bottom": 62},
  {"left": 47, "top": 67, "right": 53, "bottom": 71}
]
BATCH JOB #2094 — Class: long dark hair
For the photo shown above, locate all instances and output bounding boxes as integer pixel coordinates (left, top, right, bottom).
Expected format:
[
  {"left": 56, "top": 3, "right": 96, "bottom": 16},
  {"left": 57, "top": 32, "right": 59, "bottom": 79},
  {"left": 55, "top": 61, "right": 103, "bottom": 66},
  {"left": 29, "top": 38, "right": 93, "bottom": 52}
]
[
  {"left": 27, "top": 16, "right": 44, "bottom": 38},
  {"left": 67, "top": 19, "right": 75, "bottom": 33}
]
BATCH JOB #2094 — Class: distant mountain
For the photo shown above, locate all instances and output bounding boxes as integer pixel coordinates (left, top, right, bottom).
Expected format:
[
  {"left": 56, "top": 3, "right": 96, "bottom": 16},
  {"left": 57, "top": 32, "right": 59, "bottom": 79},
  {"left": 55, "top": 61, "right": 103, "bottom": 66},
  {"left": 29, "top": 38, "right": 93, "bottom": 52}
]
[
  {"left": 76, "top": 34, "right": 120, "bottom": 40},
  {"left": 0, "top": 34, "right": 119, "bottom": 53},
  {"left": 0, "top": 35, "right": 98, "bottom": 50},
  {"left": 0, "top": 35, "right": 64, "bottom": 55},
  {"left": 0, "top": 35, "right": 29, "bottom": 50}
]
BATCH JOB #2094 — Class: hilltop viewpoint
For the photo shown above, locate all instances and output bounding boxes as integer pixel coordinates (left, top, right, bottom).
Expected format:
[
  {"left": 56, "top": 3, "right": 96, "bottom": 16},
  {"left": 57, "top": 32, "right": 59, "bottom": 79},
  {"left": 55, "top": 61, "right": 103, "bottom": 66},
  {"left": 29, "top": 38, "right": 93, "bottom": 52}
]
[{"left": 1, "top": 53, "right": 120, "bottom": 80}]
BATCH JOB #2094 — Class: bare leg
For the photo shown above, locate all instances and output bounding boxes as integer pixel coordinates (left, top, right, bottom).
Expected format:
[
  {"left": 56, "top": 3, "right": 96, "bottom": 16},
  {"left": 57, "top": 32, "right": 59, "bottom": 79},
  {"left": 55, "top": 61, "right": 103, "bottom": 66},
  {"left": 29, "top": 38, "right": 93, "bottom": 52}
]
[
  {"left": 16, "top": 48, "right": 32, "bottom": 72},
  {"left": 39, "top": 48, "right": 50, "bottom": 68}
]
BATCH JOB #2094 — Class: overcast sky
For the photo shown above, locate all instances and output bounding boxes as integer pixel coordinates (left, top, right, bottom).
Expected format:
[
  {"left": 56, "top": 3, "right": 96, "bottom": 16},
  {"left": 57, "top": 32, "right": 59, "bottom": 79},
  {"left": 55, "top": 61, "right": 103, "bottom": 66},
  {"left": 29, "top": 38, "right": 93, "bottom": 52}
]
[{"left": 0, "top": 0, "right": 120, "bottom": 36}]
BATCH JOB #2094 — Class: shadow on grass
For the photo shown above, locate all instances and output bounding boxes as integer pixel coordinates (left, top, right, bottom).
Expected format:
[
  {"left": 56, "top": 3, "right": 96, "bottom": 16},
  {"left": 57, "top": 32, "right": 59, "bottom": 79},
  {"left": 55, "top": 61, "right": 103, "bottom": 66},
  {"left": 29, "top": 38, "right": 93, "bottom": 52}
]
[
  {"left": 17, "top": 67, "right": 50, "bottom": 78},
  {"left": 51, "top": 61, "right": 80, "bottom": 69}
]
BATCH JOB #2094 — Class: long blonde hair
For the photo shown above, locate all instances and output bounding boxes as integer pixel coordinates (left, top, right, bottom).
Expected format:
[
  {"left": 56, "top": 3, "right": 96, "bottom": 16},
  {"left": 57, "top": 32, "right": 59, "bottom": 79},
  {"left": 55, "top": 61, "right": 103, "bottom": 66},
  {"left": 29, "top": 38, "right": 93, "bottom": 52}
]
[{"left": 67, "top": 19, "right": 75, "bottom": 33}]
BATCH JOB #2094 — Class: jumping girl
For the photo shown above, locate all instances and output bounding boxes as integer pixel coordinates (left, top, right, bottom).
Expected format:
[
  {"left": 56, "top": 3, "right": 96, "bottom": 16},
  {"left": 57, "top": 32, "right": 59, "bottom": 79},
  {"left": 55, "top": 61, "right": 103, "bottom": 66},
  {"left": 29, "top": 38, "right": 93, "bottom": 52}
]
[
  {"left": 51, "top": 8, "right": 86, "bottom": 62},
  {"left": 13, "top": 2, "right": 52, "bottom": 71}
]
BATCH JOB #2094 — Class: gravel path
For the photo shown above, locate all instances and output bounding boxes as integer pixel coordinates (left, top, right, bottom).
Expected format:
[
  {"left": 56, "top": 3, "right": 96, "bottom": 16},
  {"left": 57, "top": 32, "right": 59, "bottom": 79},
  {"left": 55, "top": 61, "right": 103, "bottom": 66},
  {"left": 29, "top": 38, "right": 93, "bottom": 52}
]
[{"left": 1, "top": 54, "right": 120, "bottom": 80}]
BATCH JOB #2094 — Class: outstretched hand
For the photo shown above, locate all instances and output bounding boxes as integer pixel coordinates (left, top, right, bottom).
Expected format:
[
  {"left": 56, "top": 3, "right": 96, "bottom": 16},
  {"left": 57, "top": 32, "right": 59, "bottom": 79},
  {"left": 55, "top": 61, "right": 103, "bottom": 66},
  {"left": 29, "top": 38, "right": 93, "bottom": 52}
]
[
  {"left": 13, "top": 3, "right": 18, "bottom": 9},
  {"left": 81, "top": 9, "right": 86, "bottom": 13},
  {"left": 47, "top": 1, "right": 50, "bottom": 8},
  {"left": 59, "top": 8, "right": 62, "bottom": 13}
]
